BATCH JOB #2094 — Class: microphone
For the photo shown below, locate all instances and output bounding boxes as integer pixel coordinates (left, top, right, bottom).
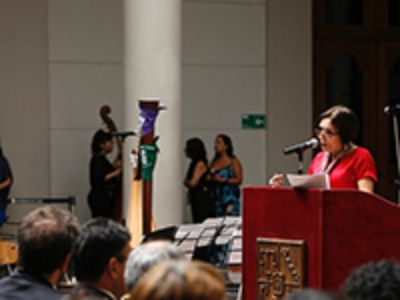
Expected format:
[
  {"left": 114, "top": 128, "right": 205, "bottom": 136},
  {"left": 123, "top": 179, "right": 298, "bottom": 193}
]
[
  {"left": 110, "top": 131, "right": 136, "bottom": 139},
  {"left": 384, "top": 104, "right": 400, "bottom": 114},
  {"left": 283, "top": 138, "right": 319, "bottom": 155}
]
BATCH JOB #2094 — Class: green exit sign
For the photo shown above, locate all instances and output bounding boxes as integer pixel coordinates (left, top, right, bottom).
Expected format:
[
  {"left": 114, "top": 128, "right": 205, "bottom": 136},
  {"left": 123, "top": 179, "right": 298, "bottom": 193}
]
[{"left": 241, "top": 114, "right": 266, "bottom": 129}]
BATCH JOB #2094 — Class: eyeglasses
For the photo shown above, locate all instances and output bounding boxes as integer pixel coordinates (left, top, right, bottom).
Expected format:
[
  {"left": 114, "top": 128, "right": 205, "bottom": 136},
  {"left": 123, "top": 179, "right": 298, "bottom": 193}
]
[{"left": 314, "top": 127, "right": 338, "bottom": 138}]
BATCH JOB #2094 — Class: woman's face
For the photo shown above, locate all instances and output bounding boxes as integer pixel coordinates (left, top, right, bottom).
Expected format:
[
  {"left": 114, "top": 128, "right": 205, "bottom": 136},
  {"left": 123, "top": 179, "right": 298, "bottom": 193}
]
[
  {"left": 100, "top": 139, "right": 114, "bottom": 154},
  {"left": 315, "top": 118, "right": 343, "bottom": 157},
  {"left": 214, "top": 136, "right": 227, "bottom": 154}
]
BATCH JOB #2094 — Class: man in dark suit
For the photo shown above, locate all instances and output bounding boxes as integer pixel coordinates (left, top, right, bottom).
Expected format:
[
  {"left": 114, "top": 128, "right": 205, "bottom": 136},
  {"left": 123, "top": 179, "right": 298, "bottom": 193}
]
[
  {"left": 0, "top": 205, "right": 79, "bottom": 300},
  {"left": 68, "top": 218, "right": 131, "bottom": 300}
]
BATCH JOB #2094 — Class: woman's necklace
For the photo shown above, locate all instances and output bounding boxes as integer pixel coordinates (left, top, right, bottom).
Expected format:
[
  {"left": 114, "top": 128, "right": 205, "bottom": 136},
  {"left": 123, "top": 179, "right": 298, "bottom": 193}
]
[{"left": 323, "top": 143, "right": 356, "bottom": 174}]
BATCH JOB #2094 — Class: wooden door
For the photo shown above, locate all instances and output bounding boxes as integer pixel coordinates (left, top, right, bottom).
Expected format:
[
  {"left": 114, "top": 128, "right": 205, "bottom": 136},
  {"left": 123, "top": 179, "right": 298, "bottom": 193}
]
[{"left": 314, "top": 0, "right": 400, "bottom": 201}]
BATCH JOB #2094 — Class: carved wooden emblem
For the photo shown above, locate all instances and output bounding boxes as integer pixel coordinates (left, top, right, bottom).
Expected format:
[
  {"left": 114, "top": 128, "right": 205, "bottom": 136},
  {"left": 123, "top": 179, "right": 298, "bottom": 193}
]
[{"left": 256, "top": 238, "right": 305, "bottom": 300}]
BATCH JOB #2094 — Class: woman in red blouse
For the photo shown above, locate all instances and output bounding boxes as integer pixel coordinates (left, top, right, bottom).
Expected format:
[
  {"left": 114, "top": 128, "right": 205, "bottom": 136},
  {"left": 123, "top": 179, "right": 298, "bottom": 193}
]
[{"left": 270, "top": 106, "right": 377, "bottom": 193}]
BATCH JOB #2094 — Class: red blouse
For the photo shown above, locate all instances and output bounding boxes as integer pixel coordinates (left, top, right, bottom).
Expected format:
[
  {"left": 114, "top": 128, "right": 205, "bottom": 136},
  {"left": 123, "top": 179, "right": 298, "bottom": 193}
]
[{"left": 308, "top": 146, "right": 377, "bottom": 189}]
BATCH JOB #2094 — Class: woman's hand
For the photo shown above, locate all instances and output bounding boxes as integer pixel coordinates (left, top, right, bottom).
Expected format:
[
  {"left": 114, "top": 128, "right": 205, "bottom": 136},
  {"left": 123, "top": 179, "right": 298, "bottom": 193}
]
[
  {"left": 213, "top": 175, "right": 226, "bottom": 183},
  {"left": 268, "top": 173, "right": 284, "bottom": 187}
]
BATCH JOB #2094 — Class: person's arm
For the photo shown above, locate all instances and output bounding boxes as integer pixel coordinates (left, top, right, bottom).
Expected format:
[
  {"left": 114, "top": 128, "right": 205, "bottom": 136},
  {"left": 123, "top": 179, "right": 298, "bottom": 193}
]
[
  {"left": 0, "top": 177, "right": 12, "bottom": 190},
  {"left": 105, "top": 166, "right": 122, "bottom": 182},
  {"left": 226, "top": 158, "right": 243, "bottom": 185},
  {"left": 92, "top": 156, "right": 122, "bottom": 184},
  {"left": 184, "top": 161, "right": 207, "bottom": 188},
  {"left": 357, "top": 177, "right": 374, "bottom": 193}
]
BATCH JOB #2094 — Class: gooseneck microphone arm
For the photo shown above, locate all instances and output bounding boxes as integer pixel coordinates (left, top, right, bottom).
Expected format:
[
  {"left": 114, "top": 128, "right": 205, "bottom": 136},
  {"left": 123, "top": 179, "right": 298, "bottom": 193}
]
[
  {"left": 283, "top": 138, "right": 319, "bottom": 174},
  {"left": 110, "top": 131, "right": 136, "bottom": 142}
]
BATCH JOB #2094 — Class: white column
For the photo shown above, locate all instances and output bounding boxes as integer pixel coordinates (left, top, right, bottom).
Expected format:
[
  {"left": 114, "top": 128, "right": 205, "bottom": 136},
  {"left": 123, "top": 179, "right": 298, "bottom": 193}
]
[{"left": 123, "top": 0, "right": 182, "bottom": 227}]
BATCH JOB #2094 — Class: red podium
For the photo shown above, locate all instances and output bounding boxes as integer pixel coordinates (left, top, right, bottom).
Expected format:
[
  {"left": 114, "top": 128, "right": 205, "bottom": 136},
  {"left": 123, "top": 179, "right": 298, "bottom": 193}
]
[{"left": 243, "top": 187, "right": 400, "bottom": 300}]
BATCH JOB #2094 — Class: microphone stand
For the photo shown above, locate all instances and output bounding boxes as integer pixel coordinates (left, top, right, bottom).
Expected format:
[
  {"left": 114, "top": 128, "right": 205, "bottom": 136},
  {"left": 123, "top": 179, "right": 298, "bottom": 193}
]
[
  {"left": 296, "top": 150, "right": 304, "bottom": 174},
  {"left": 385, "top": 104, "right": 400, "bottom": 204}
]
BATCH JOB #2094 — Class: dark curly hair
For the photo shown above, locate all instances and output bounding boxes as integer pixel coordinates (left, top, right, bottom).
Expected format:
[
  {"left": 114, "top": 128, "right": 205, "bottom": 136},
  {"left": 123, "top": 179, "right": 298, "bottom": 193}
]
[{"left": 341, "top": 260, "right": 400, "bottom": 300}]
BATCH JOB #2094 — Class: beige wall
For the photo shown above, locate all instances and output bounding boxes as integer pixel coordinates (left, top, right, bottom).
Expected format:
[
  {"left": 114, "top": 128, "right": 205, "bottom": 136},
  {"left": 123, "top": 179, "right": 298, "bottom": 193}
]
[
  {"left": 266, "top": 0, "right": 313, "bottom": 177},
  {"left": 182, "top": 0, "right": 267, "bottom": 222},
  {"left": 49, "top": 0, "right": 124, "bottom": 222},
  {"left": 0, "top": 0, "right": 50, "bottom": 228},
  {"left": 0, "top": 0, "right": 49, "bottom": 196}
]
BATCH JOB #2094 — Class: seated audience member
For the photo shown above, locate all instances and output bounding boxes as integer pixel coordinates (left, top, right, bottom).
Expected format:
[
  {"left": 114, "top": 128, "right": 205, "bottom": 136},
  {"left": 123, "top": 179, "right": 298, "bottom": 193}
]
[
  {"left": 124, "top": 241, "right": 185, "bottom": 291},
  {"left": 286, "top": 289, "right": 349, "bottom": 300},
  {"left": 69, "top": 218, "right": 131, "bottom": 300},
  {"left": 341, "top": 259, "right": 400, "bottom": 300},
  {"left": 0, "top": 205, "right": 79, "bottom": 300},
  {"left": 129, "top": 260, "right": 225, "bottom": 300}
]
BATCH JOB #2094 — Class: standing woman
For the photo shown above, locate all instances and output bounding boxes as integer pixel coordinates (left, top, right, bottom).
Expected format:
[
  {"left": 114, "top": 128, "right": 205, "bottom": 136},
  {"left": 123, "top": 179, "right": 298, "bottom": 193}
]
[
  {"left": 184, "top": 138, "right": 215, "bottom": 223},
  {"left": 211, "top": 134, "right": 243, "bottom": 217},
  {"left": 88, "top": 129, "right": 122, "bottom": 218}
]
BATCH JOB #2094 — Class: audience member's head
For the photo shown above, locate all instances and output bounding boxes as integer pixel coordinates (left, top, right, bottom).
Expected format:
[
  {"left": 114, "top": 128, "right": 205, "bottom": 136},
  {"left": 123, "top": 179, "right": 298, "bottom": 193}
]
[
  {"left": 341, "top": 259, "right": 400, "bottom": 300},
  {"left": 286, "top": 289, "right": 349, "bottom": 300},
  {"left": 18, "top": 205, "right": 79, "bottom": 282},
  {"left": 129, "top": 260, "right": 225, "bottom": 300},
  {"left": 71, "top": 218, "right": 131, "bottom": 298},
  {"left": 124, "top": 241, "right": 185, "bottom": 291}
]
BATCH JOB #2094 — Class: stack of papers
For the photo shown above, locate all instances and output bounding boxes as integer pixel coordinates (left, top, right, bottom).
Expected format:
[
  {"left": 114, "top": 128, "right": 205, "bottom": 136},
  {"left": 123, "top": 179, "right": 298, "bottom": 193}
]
[{"left": 286, "top": 173, "right": 330, "bottom": 189}]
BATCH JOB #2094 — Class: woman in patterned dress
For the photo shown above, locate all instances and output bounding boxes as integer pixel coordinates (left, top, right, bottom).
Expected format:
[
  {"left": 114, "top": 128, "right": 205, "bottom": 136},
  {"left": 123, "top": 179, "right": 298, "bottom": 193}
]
[{"left": 210, "top": 134, "right": 243, "bottom": 217}]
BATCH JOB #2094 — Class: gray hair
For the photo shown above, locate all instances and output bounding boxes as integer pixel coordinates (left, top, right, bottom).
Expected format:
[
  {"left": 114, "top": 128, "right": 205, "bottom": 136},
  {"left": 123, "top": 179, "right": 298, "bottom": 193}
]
[
  {"left": 124, "top": 241, "right": 185, "bottom": 291},
  {"left": 286, "top": 289, "right": 349, "bottom": 300}
]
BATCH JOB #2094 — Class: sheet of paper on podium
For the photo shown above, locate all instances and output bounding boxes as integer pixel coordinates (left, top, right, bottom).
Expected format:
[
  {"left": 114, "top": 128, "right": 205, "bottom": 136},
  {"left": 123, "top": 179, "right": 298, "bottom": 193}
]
[{"left": 287, "top": 173, "right": 330, "bottom": 189}]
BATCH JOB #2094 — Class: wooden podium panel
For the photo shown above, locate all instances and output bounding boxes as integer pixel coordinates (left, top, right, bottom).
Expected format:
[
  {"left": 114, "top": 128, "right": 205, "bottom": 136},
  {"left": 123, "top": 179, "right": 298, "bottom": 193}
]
[{"left": 243, "top": 187, "right": 400, "bottom": 300}]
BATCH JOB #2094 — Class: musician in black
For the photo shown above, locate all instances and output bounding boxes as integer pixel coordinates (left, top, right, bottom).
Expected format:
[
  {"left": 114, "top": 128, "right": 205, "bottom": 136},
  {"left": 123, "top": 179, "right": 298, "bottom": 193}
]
[{"left": 88, "top": 130, "right": 122, "bottom": 218}]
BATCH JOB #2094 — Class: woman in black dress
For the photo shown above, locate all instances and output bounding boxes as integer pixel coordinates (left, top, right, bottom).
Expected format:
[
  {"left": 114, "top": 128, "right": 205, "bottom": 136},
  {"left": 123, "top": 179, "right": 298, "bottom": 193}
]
[
  {"left": 88, "top": 129, "right": 122, "bottom": 218},
  {"left": 184, "top": 138, "right": 215, "bottom": 223}
]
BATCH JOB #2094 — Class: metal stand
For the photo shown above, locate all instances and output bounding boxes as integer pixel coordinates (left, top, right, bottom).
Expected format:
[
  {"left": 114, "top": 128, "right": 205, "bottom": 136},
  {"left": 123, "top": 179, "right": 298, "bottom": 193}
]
[
  {"left": 385, "top": 104, "right": 400, "bottom": 204},
  {"left": 296, "top": 151, "right": 304, "bottom": 174}
]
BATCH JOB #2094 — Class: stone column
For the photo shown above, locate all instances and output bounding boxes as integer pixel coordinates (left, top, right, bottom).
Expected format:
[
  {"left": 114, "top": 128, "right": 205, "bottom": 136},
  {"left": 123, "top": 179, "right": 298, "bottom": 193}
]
[{"left": 123, "top": 0, "right": 182, "bottom": 228}]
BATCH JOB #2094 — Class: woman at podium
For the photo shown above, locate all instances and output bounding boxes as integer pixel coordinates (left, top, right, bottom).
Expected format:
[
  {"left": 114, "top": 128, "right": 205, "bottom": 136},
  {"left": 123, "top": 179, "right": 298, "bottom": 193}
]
[{"left": 270, "top": 106, "right": 377, "bottom": 193}]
